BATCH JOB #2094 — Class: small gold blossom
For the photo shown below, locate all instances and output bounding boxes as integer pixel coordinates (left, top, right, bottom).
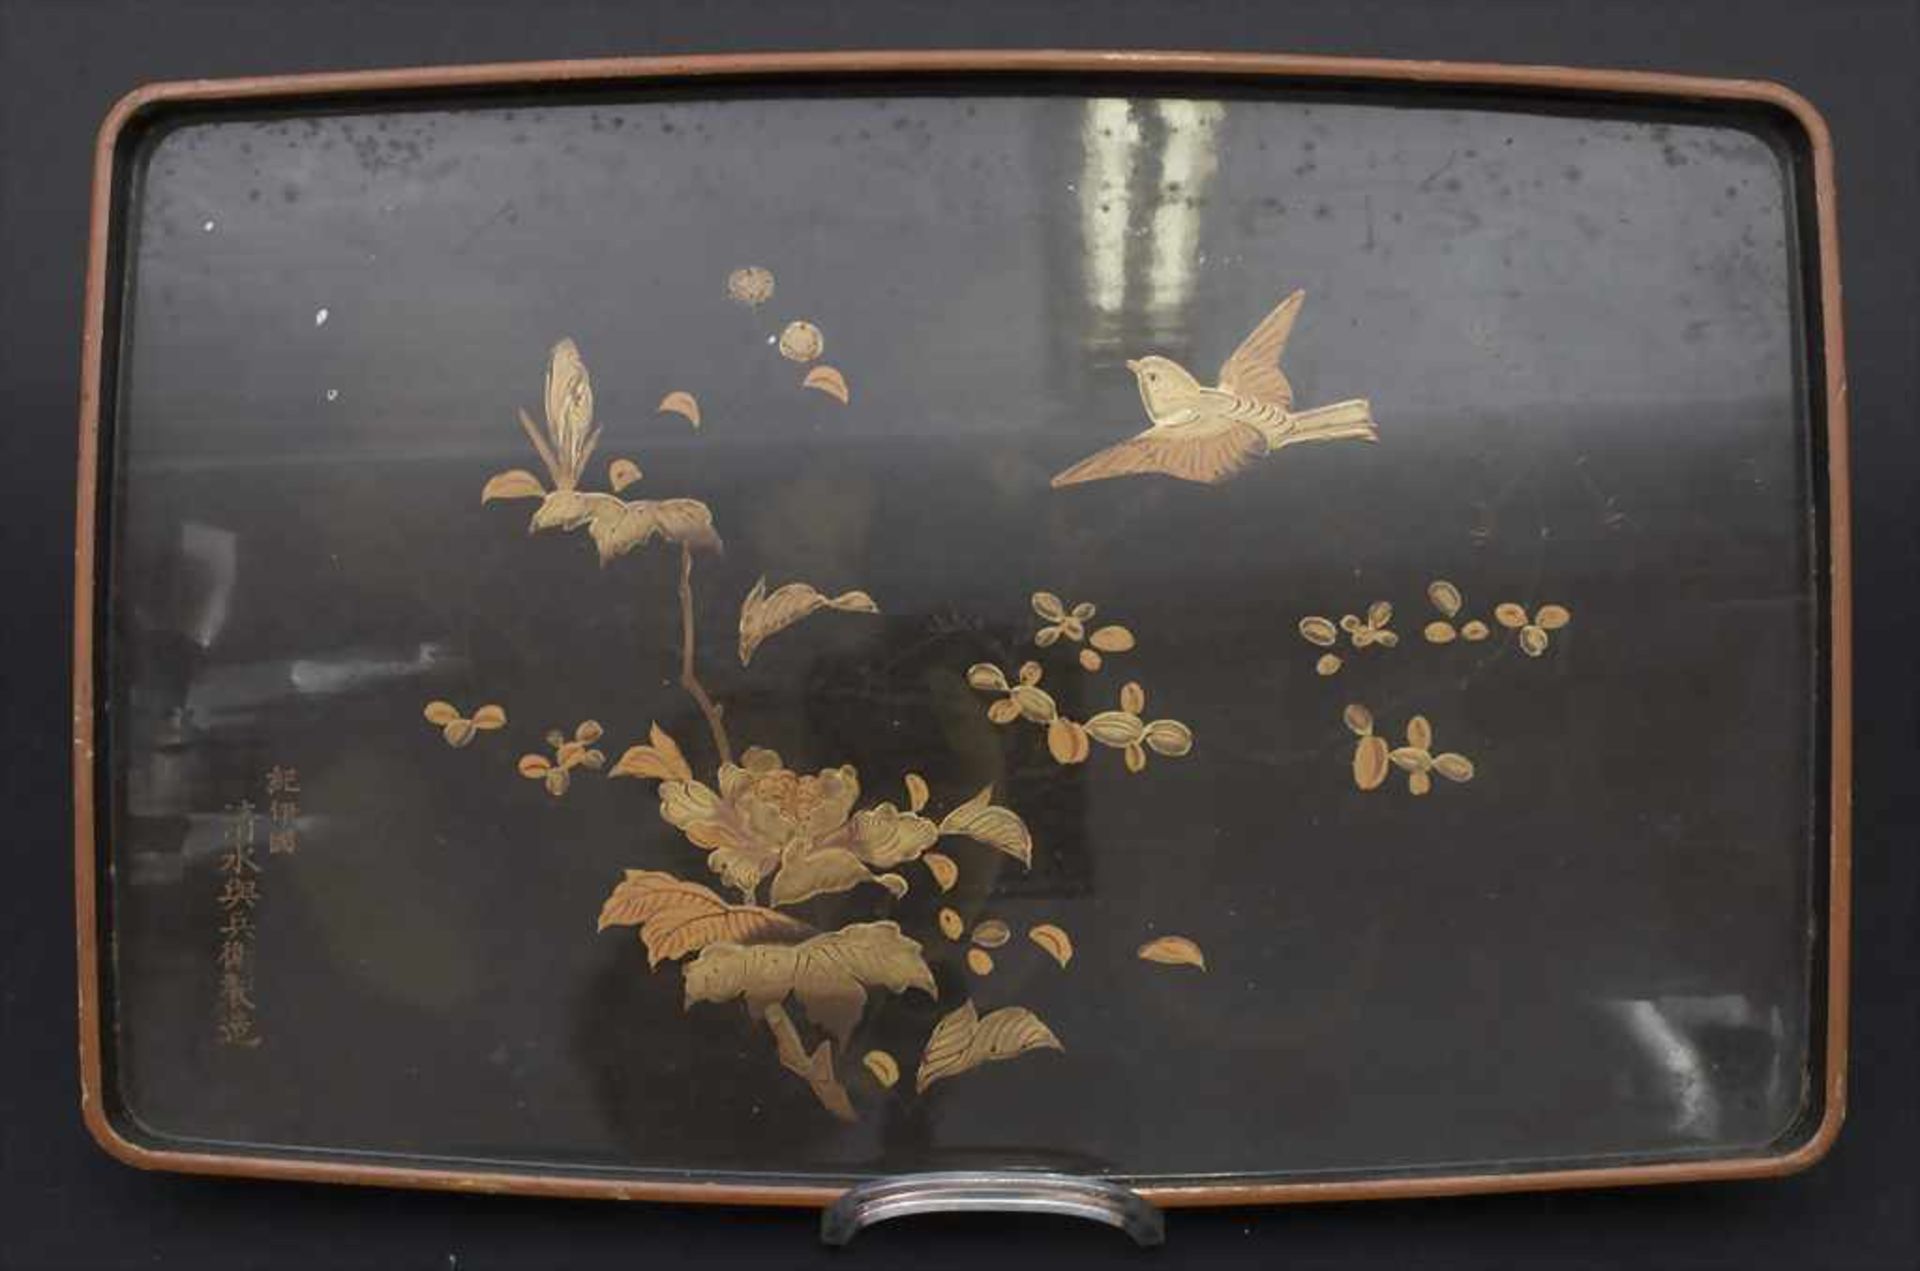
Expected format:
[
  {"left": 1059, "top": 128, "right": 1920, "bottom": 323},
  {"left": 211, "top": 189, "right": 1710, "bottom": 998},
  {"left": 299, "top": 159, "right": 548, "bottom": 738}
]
[
  {"left": 1495, "top": 602, "right": 1572, "bottom": 656},
  {"left": 1030, "top": 591, "right": 1135, "bottom": 672},
  {"left": 518, "top": 720, "right": 606, "bottom": 797},
  {"left": 422, "top": 701, "right": 506, "bottom": 748}
]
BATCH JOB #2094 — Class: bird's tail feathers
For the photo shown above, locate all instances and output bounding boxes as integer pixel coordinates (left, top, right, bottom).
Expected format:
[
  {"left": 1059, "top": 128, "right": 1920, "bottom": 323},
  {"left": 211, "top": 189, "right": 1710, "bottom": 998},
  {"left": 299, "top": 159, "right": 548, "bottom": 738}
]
[{"left": 1264, "top": 398, "right": 1377, "bottom": 450}]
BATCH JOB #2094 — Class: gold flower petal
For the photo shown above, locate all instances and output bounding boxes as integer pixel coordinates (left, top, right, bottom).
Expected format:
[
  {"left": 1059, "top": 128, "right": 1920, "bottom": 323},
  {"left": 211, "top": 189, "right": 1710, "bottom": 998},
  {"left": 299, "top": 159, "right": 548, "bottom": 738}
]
[
  {"left": 862, "top": 1049, "right": 900, "bottom": 1088},
  {"left": 1298, "top": 616, "right": 1339, "bottom": 647},
  {"left": 1028, "top": 923, "right": 1074, "bottom": 968},
  {"left": 1137, "top": 935, "right": 1206, "bottom": 970}
]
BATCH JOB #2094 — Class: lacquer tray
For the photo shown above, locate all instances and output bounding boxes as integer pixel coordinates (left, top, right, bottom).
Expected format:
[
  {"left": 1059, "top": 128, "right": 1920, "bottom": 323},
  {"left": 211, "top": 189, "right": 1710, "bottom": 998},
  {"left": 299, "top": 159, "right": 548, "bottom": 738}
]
[{"left": 74, "top": 51, "right": 1850, "bottom": 1209}]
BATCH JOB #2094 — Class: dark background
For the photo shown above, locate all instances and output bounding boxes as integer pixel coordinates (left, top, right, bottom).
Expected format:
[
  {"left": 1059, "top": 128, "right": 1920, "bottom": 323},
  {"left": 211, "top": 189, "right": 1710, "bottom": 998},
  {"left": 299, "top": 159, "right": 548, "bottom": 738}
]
[{"left": 2, "top": 0, "right": 1914, "bottom": 1267}]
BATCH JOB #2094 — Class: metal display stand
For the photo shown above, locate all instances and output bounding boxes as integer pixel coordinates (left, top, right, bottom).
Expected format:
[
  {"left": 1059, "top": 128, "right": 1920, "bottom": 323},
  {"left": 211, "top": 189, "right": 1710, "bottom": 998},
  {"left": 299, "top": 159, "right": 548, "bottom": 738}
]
[{"left": 819, "top": 1172, "right": 1165, "bottom": 1247}]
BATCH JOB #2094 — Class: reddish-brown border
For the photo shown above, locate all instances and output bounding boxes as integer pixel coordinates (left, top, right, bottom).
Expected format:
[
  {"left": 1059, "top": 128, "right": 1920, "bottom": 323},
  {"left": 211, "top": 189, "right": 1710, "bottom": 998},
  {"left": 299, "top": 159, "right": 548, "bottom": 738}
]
[{"left": 72, "top": 49, "right": 1851, "bottom": 1210}]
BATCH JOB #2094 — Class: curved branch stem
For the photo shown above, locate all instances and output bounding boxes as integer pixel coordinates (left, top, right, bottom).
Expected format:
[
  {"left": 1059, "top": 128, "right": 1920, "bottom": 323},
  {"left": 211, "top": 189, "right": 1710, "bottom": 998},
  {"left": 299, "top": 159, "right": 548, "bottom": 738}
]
[{"left": 677, "top": 543, "right": 733, "bottom": 767}]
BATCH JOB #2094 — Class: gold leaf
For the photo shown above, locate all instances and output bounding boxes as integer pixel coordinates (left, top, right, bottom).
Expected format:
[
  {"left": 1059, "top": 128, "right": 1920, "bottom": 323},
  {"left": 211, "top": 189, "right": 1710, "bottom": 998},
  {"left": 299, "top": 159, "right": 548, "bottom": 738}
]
[
  {"left": 904, "top": 772, "right": 930, "bottom": 813},
  {"left": 1374, "top": 629, "right": 1401, "bottom": 648},
  {"left": 966, "top": 663, "right": 1009, "bottom": 692},
  {"left": 726, "top": 265, "right": 774, "bottom": 308},
  {"left": 915, "top": 1001, "right": 1063, "bottom": 1093},
  {"left": 970, "top": 919, "right": 1011, "bottom": 949},
  {"left": 1461, "top": 619, "right": 1491, "bottom": 641},
  {"left": 1119, "top": 681, "right": 1146, "bottom": 715},
  {"left": 608, "top": 458, "right": 644, "bottom": 491},
  {"left": 1298, "top": 616, "right": 1339, "bottom": 647},
  {"left": 423, "top": 700, "right": 460, "bottom": 726},
  {"left": 657, "top": 390, "right": 701, "bottom": 428},
  {"left": 966, "top": 948, "right": 994, "bottom": 976},
  {"left": 1138, "top": 935, "right": 1206, "bottom": 970},
  {"left": 481, "top": 469, "right": 546, "bottom": 503},
  {"left": 1535, "top": 604, "right": 1572, "bottom": 630},
  {"left": 1409, "top": 769, "right": 1433, "bottom": 797},
  {"left": 1143, "top": 719, "right": 1194, "bottom": 757},
  {"left": 684, "top": 920, "right": 936, "bottom": 1047},
  {"left": 1494, "top": 603, "right": 1529, "bottom": 629},
  {"left": 1353, "top": 736, "right": 1390, "bottom": 791},
  {"left": 1017, "top": 661, "right": 1044, "bottom": 686},
  {"left": 442, "top": 719, "right": 476, "bottom": 748},
  {"left": 986, "top": 699, "right": 1021, "bottom": 725},
  {"left": 1090, "top": 625, "right": 1136, "bottom": 653},
  {"left": 763, "top": 1002, "right": 854, "bottom": 1122},
  {"left": 471, "top": 704, "right": 506, "bottom": 730},
  {"left": 1342, "top": 704, "right": 1374, "bottom": 736},
  {"left": 607, "top": 737, "right": 700, "bottom": 780},
  {"left": 532, "top": 490, "right": 723, "bottom": 558},
  {"left": 862, "top": 1049, "right": 900, "bottom": 1089},
  {"left": 581, "top": 749, "right": 607, "bottom": 771},
  {"left": 596, "top": 870, "right": 812, "bottom": 966},
  {"left": 777, "top": 320, "right": 824, "bottom": 363},
  {"left": 769, "top": 846, "right": 891, "bottom": 908},
  {"left": 650, "top": 724, "right": 693, "bottom": 780},
  {"left": 1367, "top": 600, "right": 1393, "bottom": 628},
  {"left": 1085, "top": 711, "right": 1145, "bottom": 748},
  {"left": 1047, "top": 718, "right": 1091, "bottom": 765},
  {"left": 1035, "top": 625, "right": 1062, "bottom": 648},
  {"left": 1389, "top": 747, "right": 1433, "bottom": 773},
  {"left": 738, "top": 576, "right": 881, "bottom": 666},
  {"left": 1009, "top": 684, "right": 1058, "bottom": 723},
  {"left": 937, "top": 787, "right": 1033, "bottom": 869},
  {"left": 1433, "top": 752, "right": 1476, "bottom": 783},
  {"left": 517, "top": 754, "right": 551, "bottom": 778},
  {"left": 544, "top": 768, "right": 570, "bottom": 797},
  {"left": 878, "top": 872, "right": 909, "bottom": 898},
  {"left": 938, "top": 907, "right": 965, "bottom": 940},
  {"left": 1078, "top": 648, "right": 1103, "bottom": 672},
  {"left": 575, "top": 720, "right": 604, "bottom": 744},
  {"left": 1424, "top": 621, "right": 1457, "bottom": 644},
  {"left": 1124, "top": 743, "right": 1147, "bottom": 773},
  {"left": 591, "top": 496, "right": 722, "bottom": 560},
  {"left": 1428, "top": 579, "right": 1463, "bottom": 618},
  {"left": 1028, "top": 923, "right": 1074, "bottom": 968},
  {"left": 1031, "top": 591, "right": 1066, "bottom": 621},
  {"left": 922, "top": 852, "right": 958, "bottom": 893},
  {"left": 1316, "top": 653, "right": 1343, "bottom": 676},
  {"left": 802, "top": 364, "right": 850, "bottom": 404},
  {"left": 1519, "top": 625, "right": 1550, "bottom": 657},
  {"left": 1406, "top": 715, "right": 1433, "bottom": 751}
]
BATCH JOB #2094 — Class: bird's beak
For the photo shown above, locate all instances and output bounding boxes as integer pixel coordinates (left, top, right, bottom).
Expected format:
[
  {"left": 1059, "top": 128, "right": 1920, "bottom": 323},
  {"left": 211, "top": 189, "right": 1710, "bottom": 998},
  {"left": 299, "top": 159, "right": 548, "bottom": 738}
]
[{"left": 1124, "top": 359, "right": 1140, "bottom": 373}]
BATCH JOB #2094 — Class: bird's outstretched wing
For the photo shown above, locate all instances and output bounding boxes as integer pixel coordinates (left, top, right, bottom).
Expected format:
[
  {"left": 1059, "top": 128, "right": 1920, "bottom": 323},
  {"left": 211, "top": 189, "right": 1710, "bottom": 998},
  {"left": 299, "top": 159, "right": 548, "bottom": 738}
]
[
  {"left": 1050, "top": 422, "right": 1266, "bottom": 487},
  {"left": 1217, "top": 289, "right": 1304, "bottom": 408}
]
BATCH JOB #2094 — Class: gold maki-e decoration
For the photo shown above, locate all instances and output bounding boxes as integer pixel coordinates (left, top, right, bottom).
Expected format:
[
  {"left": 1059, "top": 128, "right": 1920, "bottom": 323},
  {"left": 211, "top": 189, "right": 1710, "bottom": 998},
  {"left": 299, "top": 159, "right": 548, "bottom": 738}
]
[
  {"left": 967, "top": 664, "right": 1193, "bottom": 775},
  {"left": 1030, "top": 590, "right": 1136, "bottom": 672},
  {"left": 422, "top": 700, "right": 505, "bottom": 748},
  {"left": 1299, "top": 600, "right": 1397, "bottom": 676},
  {"left": 518, "top": 720, "right": 607, "bottom": 796},
  {"left": 1495, "top": 601, "right": 1573, "bottom": 657},
  {"left": 1422, "top": 579, "right": 1493, "bottom": 644},
  {"left": 1344, "top": 704, "right": 1477, "bottom": 797}
]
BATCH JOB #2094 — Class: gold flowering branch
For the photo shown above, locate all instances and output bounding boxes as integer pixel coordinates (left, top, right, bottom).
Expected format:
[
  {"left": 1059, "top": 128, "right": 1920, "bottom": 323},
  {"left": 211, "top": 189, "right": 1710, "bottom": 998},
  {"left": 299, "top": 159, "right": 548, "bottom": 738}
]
[{"left": 482, "top": 338, "right": 731, "bottom": 765}]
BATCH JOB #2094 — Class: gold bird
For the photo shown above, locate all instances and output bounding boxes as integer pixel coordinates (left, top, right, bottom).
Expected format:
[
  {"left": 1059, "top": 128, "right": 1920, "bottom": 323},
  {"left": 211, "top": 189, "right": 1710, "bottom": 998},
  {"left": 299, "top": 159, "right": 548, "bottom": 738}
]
[{"left": 1051, "top": 290, "right": 1378, "bottom": 487}]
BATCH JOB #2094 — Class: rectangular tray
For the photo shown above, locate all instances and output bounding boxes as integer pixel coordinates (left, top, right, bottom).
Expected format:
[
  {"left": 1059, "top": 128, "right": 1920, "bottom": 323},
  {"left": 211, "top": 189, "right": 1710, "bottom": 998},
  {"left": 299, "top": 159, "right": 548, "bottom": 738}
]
[{"left": 74, "top": 50, "right": 1851, "bottom": 1208}]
